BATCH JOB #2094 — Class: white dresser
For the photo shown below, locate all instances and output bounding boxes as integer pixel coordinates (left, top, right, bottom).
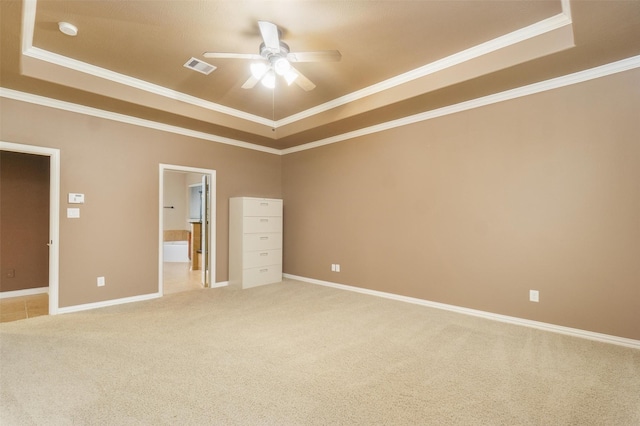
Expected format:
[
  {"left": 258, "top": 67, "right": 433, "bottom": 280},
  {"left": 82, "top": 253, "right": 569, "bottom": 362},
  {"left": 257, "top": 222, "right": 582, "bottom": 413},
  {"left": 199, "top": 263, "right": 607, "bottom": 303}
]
[{"left": 229, "top": 197, "right": 283, "bottom": 289}]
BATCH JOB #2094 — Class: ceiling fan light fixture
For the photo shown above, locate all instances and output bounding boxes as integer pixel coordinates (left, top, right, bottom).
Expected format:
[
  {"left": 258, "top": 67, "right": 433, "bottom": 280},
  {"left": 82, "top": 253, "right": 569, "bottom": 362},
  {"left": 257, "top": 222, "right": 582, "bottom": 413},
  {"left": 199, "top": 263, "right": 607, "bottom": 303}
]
[
  {"left": 273, "top": 57, "right": 291, "bottom": 76},
  {"left": 284, "top": 69, "right": 299, "bottom": 85},
  {"left": 261, "top": 70, "right": 276, "bottom": 89},
  {"left": 250, "top": 62, "right": 268, "bottom": 79}
]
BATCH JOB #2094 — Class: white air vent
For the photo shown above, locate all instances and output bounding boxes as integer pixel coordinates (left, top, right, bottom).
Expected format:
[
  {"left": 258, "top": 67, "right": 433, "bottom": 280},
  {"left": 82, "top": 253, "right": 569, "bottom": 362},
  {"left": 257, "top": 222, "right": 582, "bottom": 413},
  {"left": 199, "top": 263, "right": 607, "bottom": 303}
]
[{"left": 183, "top": 57, "right": 216, "bottom": 75}]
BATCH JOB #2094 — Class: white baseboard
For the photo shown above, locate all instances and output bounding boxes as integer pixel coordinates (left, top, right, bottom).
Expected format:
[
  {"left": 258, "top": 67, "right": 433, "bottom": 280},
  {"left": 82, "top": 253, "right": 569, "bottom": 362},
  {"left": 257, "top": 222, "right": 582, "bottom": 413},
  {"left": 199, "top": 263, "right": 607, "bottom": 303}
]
[
  {"left": 0, "top": 287, "right": 49, "bottom": 299},
  {"left": 283, "top": 274, "right": 640, "bottom": 350},
  {"left": 57, "top": 292, "right": 161, "bottom": 315},
  {"left": 57, "top": 281, "right": 228, "bottom": 315}
]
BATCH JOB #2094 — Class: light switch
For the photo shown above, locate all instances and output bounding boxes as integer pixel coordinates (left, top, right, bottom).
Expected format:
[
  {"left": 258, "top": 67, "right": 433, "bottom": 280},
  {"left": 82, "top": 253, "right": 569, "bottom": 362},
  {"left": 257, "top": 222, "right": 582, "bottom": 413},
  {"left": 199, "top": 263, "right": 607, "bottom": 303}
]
[
  {"left": 67, "top": 208, "right": 80, "bottom": 218},
  {"left": 68, "top": 193, "right": 85, "bottom": 204}
]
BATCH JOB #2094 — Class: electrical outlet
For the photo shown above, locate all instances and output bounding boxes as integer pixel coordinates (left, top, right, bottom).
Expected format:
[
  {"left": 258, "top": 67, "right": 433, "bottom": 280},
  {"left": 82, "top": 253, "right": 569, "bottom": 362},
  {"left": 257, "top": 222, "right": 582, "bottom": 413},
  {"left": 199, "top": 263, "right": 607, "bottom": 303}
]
[
  {"left": 529, "top": 290, "right": 539, "bottom": 302},
  {"left": 97, "top": 276, "right": 105, "bottom": 287}
]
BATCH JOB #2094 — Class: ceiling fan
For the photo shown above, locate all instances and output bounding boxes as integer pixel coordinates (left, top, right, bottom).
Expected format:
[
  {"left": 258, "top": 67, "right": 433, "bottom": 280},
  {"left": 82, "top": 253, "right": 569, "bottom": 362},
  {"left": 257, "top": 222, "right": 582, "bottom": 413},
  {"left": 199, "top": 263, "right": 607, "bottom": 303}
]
[{"left": 203, "top": 21, "right": 341, "bottom": 91}]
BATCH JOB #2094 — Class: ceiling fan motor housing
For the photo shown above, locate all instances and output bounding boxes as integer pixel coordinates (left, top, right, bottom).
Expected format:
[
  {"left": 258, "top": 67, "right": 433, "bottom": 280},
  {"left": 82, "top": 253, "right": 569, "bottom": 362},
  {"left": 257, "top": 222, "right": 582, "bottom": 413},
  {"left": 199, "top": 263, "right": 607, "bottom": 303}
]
[
  {"left": 259, "top": 42, "right": 293, "bottom": 76},
  {"left": 259, "top": 41, "right": 290, "bottom": 59}
]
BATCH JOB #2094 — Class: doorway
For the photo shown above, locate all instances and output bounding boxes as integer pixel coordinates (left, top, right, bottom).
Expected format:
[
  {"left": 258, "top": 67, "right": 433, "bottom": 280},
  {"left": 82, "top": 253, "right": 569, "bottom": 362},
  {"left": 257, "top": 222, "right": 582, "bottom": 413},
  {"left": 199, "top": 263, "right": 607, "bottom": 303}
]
[
  {"left": 0, "top": 141, "right": 60, "bottom": 316},
  {"left": 159, "top": 164, "right": 216, "bottom": 295}
]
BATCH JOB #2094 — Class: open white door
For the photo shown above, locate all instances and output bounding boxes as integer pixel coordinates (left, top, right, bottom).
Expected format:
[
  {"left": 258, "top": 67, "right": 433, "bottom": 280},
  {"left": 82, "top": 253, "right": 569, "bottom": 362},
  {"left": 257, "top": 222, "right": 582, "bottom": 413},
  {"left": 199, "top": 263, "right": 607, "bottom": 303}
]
[
  {"left": 159, "top": 164, "right": 216, "bottom": 294},
  {"left": 200, "top": 174, "right": 210, "bottom": 287}
]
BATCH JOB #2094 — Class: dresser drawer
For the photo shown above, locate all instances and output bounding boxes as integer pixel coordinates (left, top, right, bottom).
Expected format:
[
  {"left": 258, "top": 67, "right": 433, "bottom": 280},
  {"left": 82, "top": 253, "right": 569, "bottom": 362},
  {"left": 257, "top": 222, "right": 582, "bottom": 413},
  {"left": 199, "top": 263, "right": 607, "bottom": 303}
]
[
  {"left": 243, "top": 249, "right": 282, "bottom": 269},
  {"left": 243, "top": 216, "right": 282, "bottom": 233},
  {"left": 242, "top": 264, "right": 282, "bottom": 288},
  {"left": 243, "top": 198, "right": 282, "bottom": 217},
  {"left": 243, "top": 233, "right": 282, "bottom": 251}
]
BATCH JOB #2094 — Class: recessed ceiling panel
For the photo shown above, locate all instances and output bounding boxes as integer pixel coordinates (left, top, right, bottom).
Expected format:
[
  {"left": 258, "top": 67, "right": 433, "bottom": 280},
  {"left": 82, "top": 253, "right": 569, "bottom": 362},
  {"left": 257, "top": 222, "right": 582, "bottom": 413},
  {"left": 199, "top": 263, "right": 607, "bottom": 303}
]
[
  {"left": 2, "top": 1, "right": 639, "bottom": 150},
  {"left": 32, "top": 0, "right": 560, "bottom": 120}
]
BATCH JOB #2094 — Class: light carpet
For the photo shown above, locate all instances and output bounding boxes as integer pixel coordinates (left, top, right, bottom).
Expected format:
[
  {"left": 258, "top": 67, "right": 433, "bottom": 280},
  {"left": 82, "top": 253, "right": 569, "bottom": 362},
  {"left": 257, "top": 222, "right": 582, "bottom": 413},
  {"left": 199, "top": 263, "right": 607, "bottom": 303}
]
[{"left": 1, "top": 279, "right": 639, "bottom": 425}]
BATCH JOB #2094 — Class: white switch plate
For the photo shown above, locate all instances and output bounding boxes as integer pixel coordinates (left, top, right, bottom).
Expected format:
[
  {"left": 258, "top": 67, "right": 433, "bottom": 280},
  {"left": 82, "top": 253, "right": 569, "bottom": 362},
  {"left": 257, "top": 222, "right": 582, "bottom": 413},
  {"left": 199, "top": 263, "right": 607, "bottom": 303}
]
[
  {"left": 67, "top": 208, "right": 80, "bottom": 218},
  {"left": 97, "top": 276, "right": 105, "bottom": 287},
  {"left": 68, "top": 193, "right": 85, "bottom": 204},
  {"left": 335, "top": 264, "right": 341, "bottom": 272},
  {"left": 529, "top": 290, "right": 539, "bottom": 302}
]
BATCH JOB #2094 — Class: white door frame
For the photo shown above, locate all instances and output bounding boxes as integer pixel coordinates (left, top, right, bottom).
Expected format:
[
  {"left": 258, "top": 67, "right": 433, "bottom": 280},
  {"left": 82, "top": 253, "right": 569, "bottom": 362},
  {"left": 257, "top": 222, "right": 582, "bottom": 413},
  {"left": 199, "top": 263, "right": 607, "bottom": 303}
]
[
  {"left": 0, "top": 141, "right": 60, "bottom": 315},
  {"left": 159, "top": 164, "right": 216, "bottom": 295}
]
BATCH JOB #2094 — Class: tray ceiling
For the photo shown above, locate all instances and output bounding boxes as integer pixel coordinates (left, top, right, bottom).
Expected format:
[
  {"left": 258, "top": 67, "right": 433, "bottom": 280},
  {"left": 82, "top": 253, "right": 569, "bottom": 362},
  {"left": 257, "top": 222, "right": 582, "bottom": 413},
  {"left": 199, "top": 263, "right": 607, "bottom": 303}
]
[{"left": 1, "top": 1, "right": 640, "bottom": 150}]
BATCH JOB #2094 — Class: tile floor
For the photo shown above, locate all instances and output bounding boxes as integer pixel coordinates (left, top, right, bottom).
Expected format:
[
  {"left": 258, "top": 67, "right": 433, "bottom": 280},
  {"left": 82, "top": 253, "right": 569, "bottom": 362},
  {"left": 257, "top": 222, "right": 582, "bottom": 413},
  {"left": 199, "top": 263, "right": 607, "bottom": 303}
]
[
  {"left": 163, "top": 262, "right": 203, "bottom": 294},
  {"left": 0, "top": 293, "right": 49, "bottom": 323}
]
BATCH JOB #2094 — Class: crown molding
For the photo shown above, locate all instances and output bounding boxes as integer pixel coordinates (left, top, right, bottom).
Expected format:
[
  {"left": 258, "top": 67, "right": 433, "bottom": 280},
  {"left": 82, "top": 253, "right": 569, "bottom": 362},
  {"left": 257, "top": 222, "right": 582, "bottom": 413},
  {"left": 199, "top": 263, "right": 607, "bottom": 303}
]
[
  {"left": 281, "top": 55, "right": 640, "bottom": 155},
  {"left": 0, "top": 88, "right": 281, "bottom": 155},
  {"left": 22, "top": 46, "right": 275, "bottom": 128},
  {"left": 276, "top": 11, "right": 573, "bottom": 128},
  {"left": 21, "top": 0, "right": 36, "bottom": 53},
  {"left": 3, "top": 55, "right": 639, "bottom": 156},
  {"left": 561, "top": 0, "right": 572, "bottom": 22}
]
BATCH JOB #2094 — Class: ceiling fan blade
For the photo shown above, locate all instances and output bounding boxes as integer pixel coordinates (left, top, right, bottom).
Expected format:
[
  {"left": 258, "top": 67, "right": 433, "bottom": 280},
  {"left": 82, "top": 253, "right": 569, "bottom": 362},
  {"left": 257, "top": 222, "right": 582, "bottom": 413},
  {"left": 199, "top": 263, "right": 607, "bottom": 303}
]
[
  {"left": 258, "top": 21, "right": 280, "bottom": 52},
  {"left": 287, "top": 50, "right": 342, "bottom": 63},
  {"left": 290, "top": 66, "right": 316, "bottom": 91},
  {"left": 241, "top": 75, "right": 260, "bottom": 89},
  {"left": 203, "top": 52, "right": 262, "bottom": 60}
]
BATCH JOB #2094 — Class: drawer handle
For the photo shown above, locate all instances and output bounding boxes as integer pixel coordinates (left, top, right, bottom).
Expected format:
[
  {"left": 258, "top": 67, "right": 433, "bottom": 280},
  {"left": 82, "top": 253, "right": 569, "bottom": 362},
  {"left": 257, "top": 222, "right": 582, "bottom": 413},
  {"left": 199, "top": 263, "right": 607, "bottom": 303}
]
[
  {"left": 260, "top": 219, "right": 268, "bottom": 222},
  {"left": 260, "top": 252, "right": 268, "bottom": 256},
  {"left": 260, "top": 202, "right": 269, "bottom": 207},
  {"left": 260, "top": 268, "right": 269, "bottom": 273},
  {"left": 260, "top": 236, "right": 269, "bottom": 240}
]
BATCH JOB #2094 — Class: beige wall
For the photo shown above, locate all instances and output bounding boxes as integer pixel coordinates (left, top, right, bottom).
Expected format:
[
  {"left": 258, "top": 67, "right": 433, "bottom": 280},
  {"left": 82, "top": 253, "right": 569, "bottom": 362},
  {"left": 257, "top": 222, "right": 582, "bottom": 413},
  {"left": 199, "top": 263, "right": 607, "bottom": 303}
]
[
  {"left": 0, "top": 98, "right": 282, "bottom": 308},
  {"left": 0, "top": 151, "right": 50, "bottom": 292},
  {"left": 1, "top": 68, "right": 638, "bottom": 340},
  {"left": 282, "top": 69, "right": 640, "bottom": 340}
]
